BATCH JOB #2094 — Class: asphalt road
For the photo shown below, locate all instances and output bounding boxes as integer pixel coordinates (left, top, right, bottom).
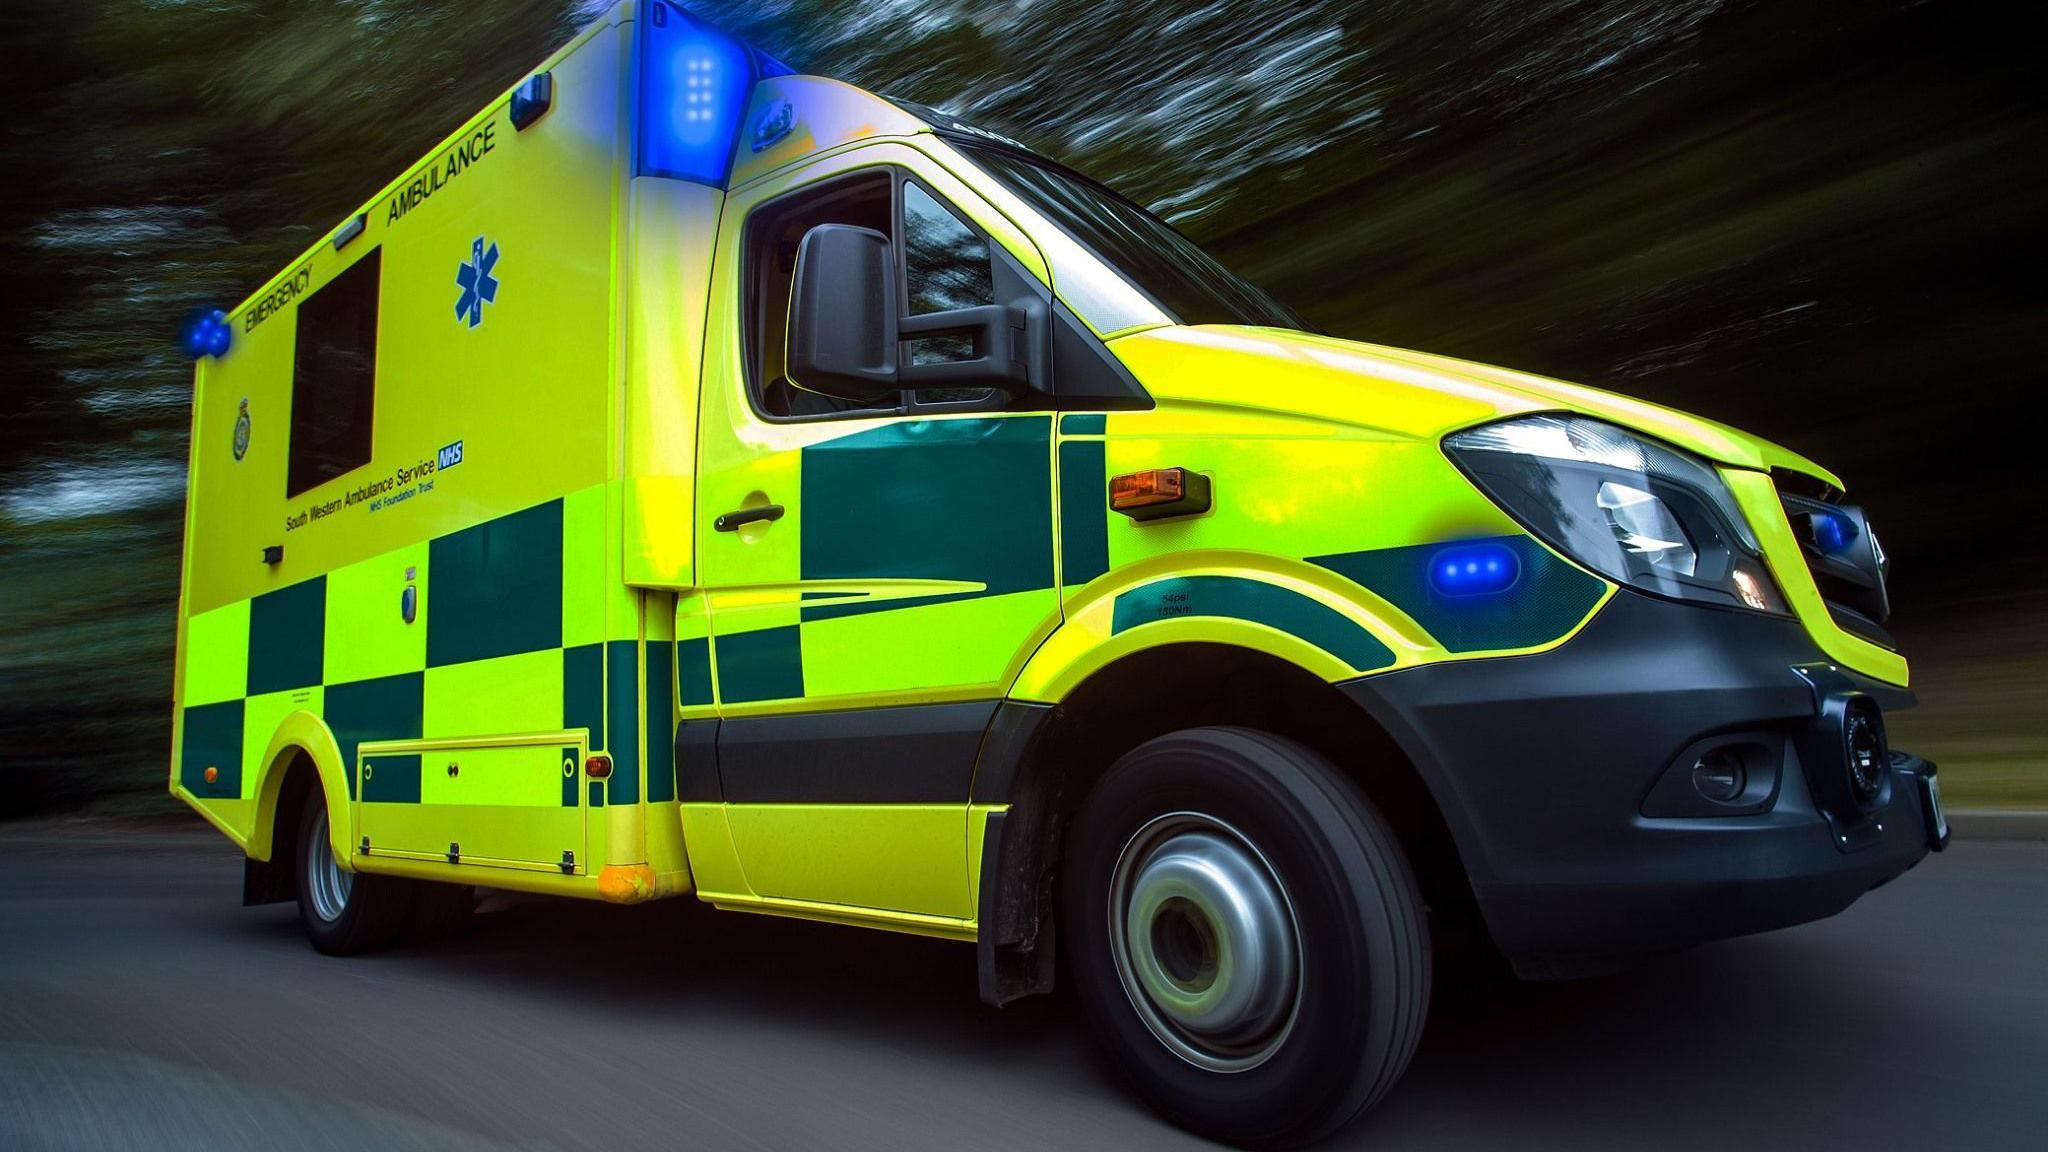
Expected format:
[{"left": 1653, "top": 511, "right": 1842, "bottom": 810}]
[{"left": 3, "top": 823, "right": 2044, "bottom": 1152}]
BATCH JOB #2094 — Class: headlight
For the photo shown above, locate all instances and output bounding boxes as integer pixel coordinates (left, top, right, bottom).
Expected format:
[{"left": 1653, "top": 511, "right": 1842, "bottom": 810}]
[{"left": 1444, "top": 414, "right": 1788, "bottom": 614}]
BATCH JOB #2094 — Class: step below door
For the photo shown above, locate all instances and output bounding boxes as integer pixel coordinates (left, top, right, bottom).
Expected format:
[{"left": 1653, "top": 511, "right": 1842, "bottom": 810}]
[{"left": 356, "top": 734, "right": 587, "bottom": 874}]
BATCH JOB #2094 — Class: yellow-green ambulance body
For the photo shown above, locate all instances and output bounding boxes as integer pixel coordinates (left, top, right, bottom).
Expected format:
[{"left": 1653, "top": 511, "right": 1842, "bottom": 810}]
[{"left": 170, "top": 3, "right": 1944, "bottom": 1143}]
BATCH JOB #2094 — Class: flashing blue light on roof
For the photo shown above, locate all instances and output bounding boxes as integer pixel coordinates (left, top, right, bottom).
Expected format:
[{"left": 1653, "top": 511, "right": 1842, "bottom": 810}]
[
  {"left": 637, "top": 2, "right": 758, "bottom": 186},
  {"left": 1428, "top": 542, "right": 1520, "bottom": 597},
  {"left": 180, "top": 308, "right": 231, "bottom": 360}
]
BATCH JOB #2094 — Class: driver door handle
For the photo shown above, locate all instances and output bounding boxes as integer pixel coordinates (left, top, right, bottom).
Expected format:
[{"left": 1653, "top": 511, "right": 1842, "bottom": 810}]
[{"left": 714, "top": 504, "right": 784, "bottom": 532}]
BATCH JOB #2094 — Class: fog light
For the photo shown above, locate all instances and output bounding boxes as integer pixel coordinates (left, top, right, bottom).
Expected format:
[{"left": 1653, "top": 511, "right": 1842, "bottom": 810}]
[{"left": 1691, "top": 748, "right": 1746, "bottom": 803}]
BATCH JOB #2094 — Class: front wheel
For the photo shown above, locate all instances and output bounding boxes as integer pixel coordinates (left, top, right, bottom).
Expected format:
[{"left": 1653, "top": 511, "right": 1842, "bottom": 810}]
[
  {"left": 294, "top": 797, "right": 415, "bottom": 955},
  {"left": 1063, "top": 727, "right": 1431, "bottom": 1148}
]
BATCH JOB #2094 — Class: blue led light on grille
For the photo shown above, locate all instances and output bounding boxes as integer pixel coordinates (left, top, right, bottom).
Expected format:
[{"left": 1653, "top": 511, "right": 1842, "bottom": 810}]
[
  {"left": 180, "top": 308, "right": 231, "bottom": 359},
  {"left": 1428, "top": 542, "right": 1520, "bottom": 597},
  {"left": 636, "top": 2, "right": 758, "bottom": 186},
  {"left": 1810, "top": 509, "right": 1859, "bottom": 555}
]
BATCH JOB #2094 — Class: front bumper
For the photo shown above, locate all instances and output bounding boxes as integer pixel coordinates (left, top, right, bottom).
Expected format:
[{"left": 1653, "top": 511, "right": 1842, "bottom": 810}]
[{"left": 1342, "top": 588, "right": 1939, "bottom": 976}]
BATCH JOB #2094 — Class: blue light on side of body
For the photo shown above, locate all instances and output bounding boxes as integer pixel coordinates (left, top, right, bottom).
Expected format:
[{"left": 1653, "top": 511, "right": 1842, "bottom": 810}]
[
  {"left": 1428, "top": 541, "right": 1521, "bottom": 597},
  {"left": 636, "top": 2, "right": 758, "bottom": 186}
]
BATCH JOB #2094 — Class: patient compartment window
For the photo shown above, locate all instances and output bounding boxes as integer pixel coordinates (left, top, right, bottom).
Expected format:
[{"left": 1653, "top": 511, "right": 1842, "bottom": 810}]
[{"left": 287, "top": 248, "right": 381, "bottom": 497}]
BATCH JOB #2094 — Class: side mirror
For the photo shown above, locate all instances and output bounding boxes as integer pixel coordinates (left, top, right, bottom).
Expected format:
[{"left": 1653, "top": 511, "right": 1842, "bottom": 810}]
[
  {"left": 787, "top": 223, "right": 1044, "bottom": 405},
  {"left": 786, "top": 224, "right": 900, "bottom": 405}
]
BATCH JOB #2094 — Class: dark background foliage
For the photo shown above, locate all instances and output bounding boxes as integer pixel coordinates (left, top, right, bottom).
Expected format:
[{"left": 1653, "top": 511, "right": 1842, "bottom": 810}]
[{"left": 1, "top": 0, "right": 2041, "bottom": 814}]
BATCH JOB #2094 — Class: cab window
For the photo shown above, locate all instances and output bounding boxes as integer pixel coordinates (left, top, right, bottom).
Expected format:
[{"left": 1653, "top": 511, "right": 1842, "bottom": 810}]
[
  {"left": 741, "top": 170, "right": 1000, "bottom": 421},
  {"left": 903, "top": 180, "right": 994, "bottom": 365},
  {"left": 742, "top": 171, "right": 893, "bottom": 420},
  {"left": 900, "top": 181, "right": 1000, "bottom": 407}
]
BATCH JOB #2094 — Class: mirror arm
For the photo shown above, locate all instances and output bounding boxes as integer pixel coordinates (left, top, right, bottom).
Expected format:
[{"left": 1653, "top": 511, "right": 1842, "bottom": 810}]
[
  {"left": 900, "top": 358, "right": 1028, "bottom": 389},
  {"left": 898, "top": 304, "right": 1017, "bottom": 339},
  {"left": 898, "top": 304, "right": 1032, "bottom": 394}
]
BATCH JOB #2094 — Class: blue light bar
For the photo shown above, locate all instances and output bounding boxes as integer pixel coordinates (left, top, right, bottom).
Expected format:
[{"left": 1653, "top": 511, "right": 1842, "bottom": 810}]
[
  {"left": 1428, "top": 542, "right": 1520, "bottom": 597},
  {"left": 636, "top": 2, "right": 758, "bottom": 186}
]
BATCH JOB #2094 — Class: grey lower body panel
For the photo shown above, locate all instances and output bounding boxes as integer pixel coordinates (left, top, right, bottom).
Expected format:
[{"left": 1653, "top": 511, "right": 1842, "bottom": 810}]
[
  {"left": 675, "top": 699, "right": 999, "bottom": 805},
  {"left": 1341, "top": 589, "right": 1932, "bottom": 972}
]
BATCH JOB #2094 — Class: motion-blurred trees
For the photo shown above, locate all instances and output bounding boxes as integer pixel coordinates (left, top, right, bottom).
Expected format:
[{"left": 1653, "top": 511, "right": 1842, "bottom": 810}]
[{"left": 1, "top": 0, "right": 2041, "bottom": 811}]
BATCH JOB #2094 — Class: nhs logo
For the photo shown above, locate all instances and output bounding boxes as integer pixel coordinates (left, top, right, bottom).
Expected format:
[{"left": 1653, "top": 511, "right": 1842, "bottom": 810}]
[{"left": 437, "top": 440, "right": 465, "bottom": 470}]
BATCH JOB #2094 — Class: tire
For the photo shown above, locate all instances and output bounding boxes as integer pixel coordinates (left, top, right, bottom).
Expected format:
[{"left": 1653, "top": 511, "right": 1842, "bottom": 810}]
[
  {"left": 293, "top": 795, "right": 416, "bottom": 955},
  {"left": 1062, "top": 727, "right": 1431, "bottom": 1149}
]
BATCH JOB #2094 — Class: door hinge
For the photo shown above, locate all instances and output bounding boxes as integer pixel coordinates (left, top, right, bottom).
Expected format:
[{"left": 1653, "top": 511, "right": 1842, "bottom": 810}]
[
  {"left": 560, "top": 850, "right": 576, "bottom": 875},
  {"left": 359, "top": 836, "right": 371, "bottom": 855},
  {"left": 447, "top": 842, "right": 460, "bottom": 865}
]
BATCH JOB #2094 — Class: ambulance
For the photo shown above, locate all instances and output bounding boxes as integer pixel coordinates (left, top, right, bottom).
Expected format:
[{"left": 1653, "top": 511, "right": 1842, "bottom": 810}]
[{"left": 169, "top": 2, "right": 1947, "bottom": 1144}]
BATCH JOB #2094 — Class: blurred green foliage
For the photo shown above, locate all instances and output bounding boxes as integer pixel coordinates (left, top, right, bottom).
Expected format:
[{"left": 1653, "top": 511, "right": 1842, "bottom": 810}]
[
  {"left": 1887, "top": 598, "right": 2048, "bottom": 810},
  {"left": 0, "top": 0, "right": 2041, "bottom": 813}
]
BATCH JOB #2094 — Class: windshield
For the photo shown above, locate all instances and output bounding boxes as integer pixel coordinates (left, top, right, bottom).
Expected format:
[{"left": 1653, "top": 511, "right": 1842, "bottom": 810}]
[{"left": 952, "top": 141, "right": 1310, "bottom": 332}]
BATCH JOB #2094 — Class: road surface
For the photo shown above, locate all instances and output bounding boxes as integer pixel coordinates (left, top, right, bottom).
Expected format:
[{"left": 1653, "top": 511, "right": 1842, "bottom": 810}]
[{"left": 2, "top": 821, "right": 2043, "bottom": 1150}]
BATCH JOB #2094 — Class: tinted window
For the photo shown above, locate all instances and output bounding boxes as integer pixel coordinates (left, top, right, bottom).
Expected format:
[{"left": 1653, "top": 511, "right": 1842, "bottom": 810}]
[
  {"left": 900, "top": 181, "right": 996, "bottom": 408},
  {"left": 287, "top": 249, "right": 380, "bottom": 496},
  {"left": 742, "top": 171, "right": 1006, "bottom": 420},
  {"left": 957, "top": 142, "right": 1308, "bottom": 331},
  {"left": 903, "top": 181, "right": 995, "bottom": 360}
]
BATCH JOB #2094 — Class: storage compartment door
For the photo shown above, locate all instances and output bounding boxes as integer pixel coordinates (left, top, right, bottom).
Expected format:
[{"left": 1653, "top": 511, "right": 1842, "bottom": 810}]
[{"left": 357, "top": 735, "right": 586, "bottom": 874}]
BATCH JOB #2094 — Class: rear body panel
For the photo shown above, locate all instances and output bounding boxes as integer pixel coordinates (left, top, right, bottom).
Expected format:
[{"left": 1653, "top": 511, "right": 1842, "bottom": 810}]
[{"left": 171, "top": 9, "right": 658, "bottom": 892}]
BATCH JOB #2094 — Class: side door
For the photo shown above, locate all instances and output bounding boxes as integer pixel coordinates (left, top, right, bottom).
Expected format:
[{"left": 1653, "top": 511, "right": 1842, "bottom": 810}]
[{"left": 694, "top": 146, "right": 1059, "bottom": 920}]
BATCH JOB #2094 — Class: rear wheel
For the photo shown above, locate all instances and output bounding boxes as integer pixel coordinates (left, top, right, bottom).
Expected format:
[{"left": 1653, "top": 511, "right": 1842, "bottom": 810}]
[
  {"left": 1063, "top": 727, "right": 1431, "bottom": 1148},
  {"left": 294, "top": 796, "right": 415, "bottom": 955}
]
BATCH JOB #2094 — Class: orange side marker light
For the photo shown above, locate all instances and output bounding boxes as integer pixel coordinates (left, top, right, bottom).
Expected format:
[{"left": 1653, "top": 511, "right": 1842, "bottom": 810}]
[{"left": 1110, "top": 467, "right": 1212, "bottom": 522}]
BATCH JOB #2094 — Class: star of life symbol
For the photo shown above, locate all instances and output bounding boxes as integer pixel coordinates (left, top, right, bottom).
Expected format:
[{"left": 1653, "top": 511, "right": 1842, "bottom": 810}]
[{"left": 455, "top": 236, "right": 500, "bottom": 329}]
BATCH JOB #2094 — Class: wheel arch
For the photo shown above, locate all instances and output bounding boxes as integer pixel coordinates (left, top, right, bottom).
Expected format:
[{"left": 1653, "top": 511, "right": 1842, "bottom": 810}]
[
  {"left": 1008, "top": 554, "right": 1433, "bottom": 706},
  {"left": 973, "top": 640, "right": 1480, "bottom": 1006},
  {"left": 246, "top": 711, "right": 351, "bottom": 867}
]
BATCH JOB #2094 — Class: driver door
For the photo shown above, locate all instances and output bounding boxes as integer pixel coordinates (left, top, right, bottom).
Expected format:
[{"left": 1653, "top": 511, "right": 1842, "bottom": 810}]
[{"left": 693, "top": 145, "right": 1060, "bottom": 921}]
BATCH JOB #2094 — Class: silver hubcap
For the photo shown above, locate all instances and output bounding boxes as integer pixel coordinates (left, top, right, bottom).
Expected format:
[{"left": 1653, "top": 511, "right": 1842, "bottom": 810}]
[
  {"left": 304, "top": 809, "right": 353, "bottom": 923},
  {"left": 1109, "top": 812, "right": 1301, "bottom": 1072}
]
